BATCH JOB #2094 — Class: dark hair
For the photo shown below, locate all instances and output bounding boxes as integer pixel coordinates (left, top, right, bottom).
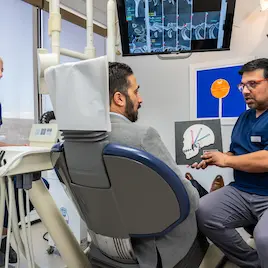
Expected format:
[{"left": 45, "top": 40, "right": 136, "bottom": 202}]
[
  {"left": 239, "top": 58, "right": 268, "bottom": 78},
  {"left": 109, "top": 62, "right": 133, "bottom": 104}
]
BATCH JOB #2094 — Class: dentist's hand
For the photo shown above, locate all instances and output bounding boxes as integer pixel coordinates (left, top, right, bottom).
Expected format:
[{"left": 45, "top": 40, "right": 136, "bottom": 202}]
[
  {"left": 201, "top": 151, "right": 229, "bottom": 168},
  {"left": 191, "top": 160, "right": 208, "bottom": 170}
]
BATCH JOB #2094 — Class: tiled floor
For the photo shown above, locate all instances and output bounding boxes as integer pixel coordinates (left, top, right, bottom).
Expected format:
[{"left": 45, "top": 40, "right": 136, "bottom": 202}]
[{"left": 8, "top": 223, "right": 65, "bottom": 268}]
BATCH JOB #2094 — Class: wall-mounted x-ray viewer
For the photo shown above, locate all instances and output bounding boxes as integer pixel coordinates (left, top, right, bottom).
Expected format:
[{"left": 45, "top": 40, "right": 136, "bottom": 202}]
[{"left": 116, "top": 0, "right": 237, "bottom": 56}]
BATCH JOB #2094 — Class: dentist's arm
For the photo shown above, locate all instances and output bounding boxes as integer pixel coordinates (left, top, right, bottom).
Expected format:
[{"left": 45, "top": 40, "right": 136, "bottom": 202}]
[
  {"left": 202, "top": 150, "right": 268, "bottom": 173},
  {"left": 191, "top": 151, "right": 234, "bottom": 170}
]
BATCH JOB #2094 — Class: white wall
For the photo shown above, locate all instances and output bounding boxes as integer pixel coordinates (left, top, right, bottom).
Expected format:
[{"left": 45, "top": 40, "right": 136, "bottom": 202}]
[
  {"left": 118, "top": 0, "right": 268, "bottom": 190},
  {"left": 0, "top": 0, "right": 34, "bottom": 119},
  {"left": 42, "top": 11, "right": 106, "bottom": 112}
]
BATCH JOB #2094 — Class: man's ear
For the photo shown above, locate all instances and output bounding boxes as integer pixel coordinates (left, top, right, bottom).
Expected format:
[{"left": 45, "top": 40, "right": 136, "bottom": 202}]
[{"left": 113, "top": 92, "right": 125, "bottom": 107}]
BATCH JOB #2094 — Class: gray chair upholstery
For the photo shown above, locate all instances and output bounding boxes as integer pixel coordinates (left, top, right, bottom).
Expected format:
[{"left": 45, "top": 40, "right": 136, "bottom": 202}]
[{"left": 52, "top": 130, "right": 208, "bottom": 268}]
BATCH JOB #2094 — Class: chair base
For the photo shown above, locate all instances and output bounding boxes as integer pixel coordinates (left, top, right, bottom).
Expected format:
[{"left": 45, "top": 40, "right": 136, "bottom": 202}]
[
  {"left": 88, "top": 231, "right": 209, "bottom": 268},
  {"left": 89, "top": 244, "right": 139, "bottom": 268}
]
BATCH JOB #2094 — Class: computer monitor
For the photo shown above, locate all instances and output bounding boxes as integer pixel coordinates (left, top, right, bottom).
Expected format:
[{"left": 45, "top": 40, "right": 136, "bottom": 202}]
[{"left": 116, "top": 0, "right": 237, "bottom": 56}]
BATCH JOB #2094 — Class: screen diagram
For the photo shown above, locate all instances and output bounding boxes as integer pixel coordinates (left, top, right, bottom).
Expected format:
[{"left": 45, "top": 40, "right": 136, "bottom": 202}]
[
  {"left": 183, "top": 124, "right": 215, "bottom": 159},
  {"left": 175, "top": 119, "right": 223, "bottom": 165},
  {"left": 124, "top": 0, "right": 227, "bottom": 54}
]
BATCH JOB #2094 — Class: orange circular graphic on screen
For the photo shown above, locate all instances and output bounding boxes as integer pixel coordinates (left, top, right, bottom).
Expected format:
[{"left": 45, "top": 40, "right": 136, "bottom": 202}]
[{"left": 210, "top": 79, "right": 230, "bottom": 99}]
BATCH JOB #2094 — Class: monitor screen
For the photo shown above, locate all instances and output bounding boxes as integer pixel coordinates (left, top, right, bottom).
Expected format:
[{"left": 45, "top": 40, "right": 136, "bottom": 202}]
[{"left": 116, "top": 0, "right": 237, "bottom": 56}]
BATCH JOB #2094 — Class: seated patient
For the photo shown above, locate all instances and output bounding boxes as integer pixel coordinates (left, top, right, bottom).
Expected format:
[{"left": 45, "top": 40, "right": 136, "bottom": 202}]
[
  {"left": 194, "top": 58, "right": 268, "bottom": 268},
  {"left": 108, "top": 62, "right": 199, "bottom": 268}
]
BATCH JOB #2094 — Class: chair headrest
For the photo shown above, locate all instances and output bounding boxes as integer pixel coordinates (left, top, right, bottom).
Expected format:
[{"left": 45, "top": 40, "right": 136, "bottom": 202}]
[{"left": 44, "top": 56, "right": 111, "bottom": 132}]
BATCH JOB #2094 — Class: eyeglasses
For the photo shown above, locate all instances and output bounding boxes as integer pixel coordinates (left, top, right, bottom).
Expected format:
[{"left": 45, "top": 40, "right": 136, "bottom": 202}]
[{"left": 238, "top": 79, "right": 268, "bottom": 92}]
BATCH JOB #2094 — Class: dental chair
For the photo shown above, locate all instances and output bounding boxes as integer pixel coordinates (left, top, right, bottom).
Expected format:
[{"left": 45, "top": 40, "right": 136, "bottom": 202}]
[
  {"left": 45, "top": 56, "right": 208, "bottom": 268},
  {"left": 52, "top": 131, "right": 209, "bottom": 268}
]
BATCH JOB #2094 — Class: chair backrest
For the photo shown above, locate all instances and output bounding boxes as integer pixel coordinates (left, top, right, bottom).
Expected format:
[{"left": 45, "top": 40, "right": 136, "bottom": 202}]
[{"left": 53, "top": 130, "right": 190, "bottom": 239}]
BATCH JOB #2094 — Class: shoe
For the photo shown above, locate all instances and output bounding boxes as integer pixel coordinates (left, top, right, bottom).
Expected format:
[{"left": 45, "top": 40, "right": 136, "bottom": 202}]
[
  {"left": 185, "top": 172, "right": 194, "bottom": 181},
  {"left": 0, "top": 237, "right": 17, "bottom": 264},
  {"left": 185, "top": 173, "right": 209, "bottom": 197},
  {"left": 210, "top": 175, "right": 224, "bottom": 192}
]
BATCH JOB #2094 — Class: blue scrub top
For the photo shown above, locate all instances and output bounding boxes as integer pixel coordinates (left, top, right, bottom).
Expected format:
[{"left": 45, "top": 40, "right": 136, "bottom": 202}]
[{"left": 230, "top": 109, "right": 268, "bottom": 195}]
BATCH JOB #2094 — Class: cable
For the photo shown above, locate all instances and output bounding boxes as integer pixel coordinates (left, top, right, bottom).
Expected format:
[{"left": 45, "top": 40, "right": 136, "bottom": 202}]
[
  {"left": 4, "top": 180, "right": 9, "bottom": 214},
  {"left": 26, "top": 190, "right": 35, "bottom": 267},
  {"left": 13, "top": 184, "right": 39, "bottom": 268},
  {"left": 43, "top": 232, "right": 49, "bottom": 242},
  {"left": 10, "top": 180, "right": 23, "bottom": 268},
  {"left": 5, "top": 176, "right": 13, "bottom": 268},
  {"left": 11, "top": 175, "right": 26, "bottom": 268},
  {"left": 18, "top": 189, "right": 32, "bottom": 268},
  {"left": 0, "top": 178, "right": 6, "bottom": 250},
  {"left": 39, "top": 111, "right": 55, "bottom": 124}
]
